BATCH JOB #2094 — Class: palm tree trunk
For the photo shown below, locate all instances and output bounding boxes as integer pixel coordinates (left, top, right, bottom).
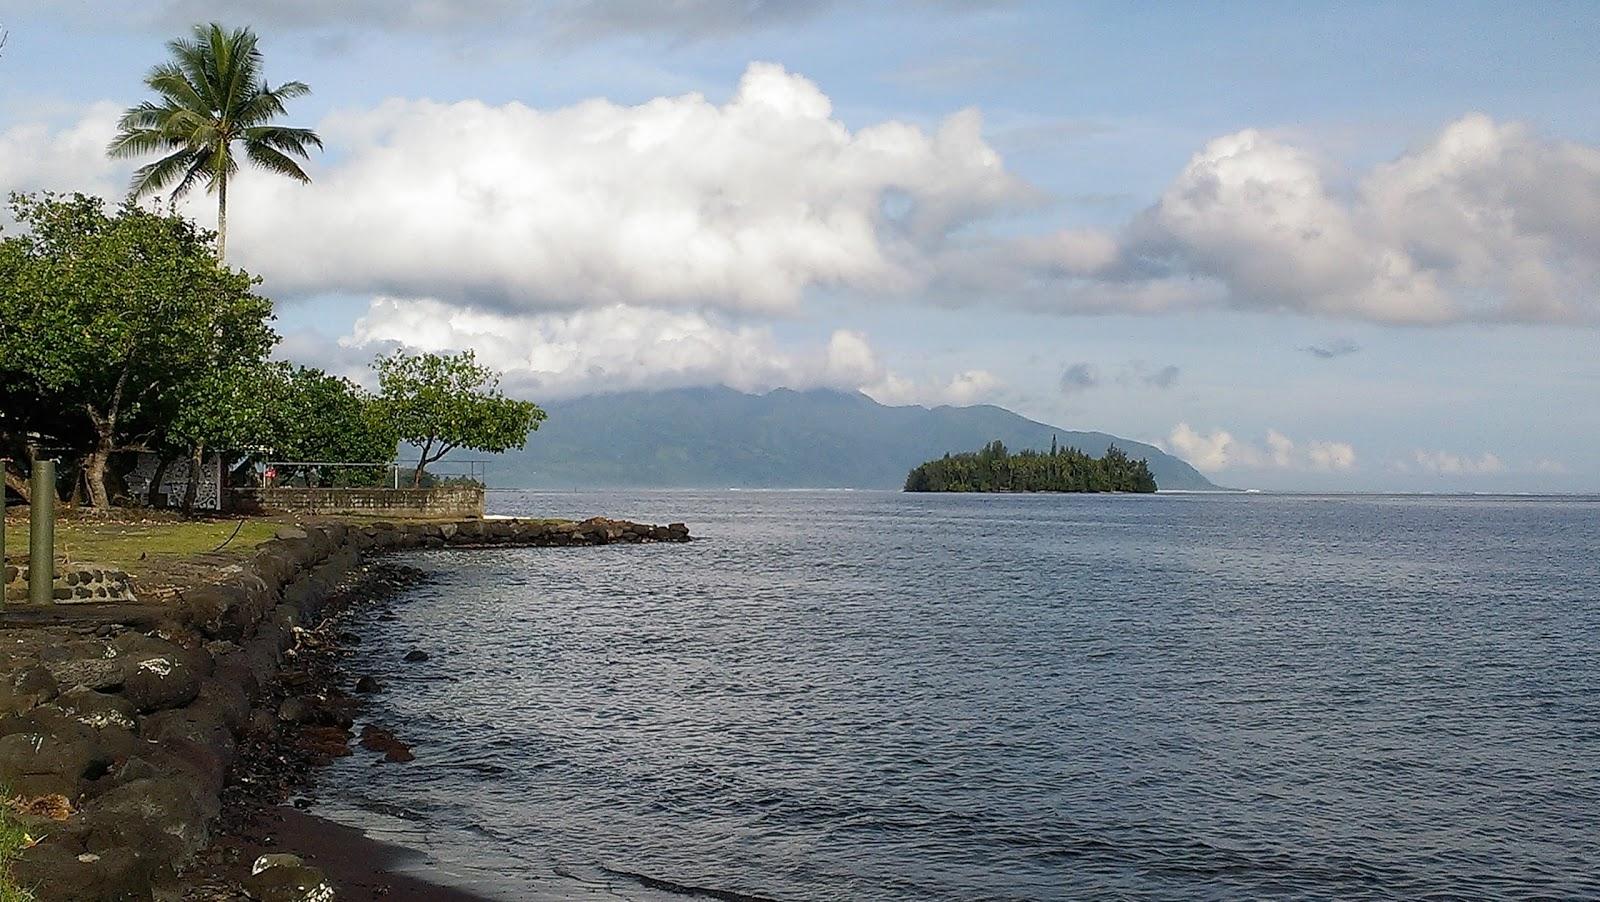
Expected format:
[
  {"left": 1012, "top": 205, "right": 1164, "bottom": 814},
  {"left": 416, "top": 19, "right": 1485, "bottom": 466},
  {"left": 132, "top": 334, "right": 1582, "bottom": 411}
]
[{"left": 216, "top": 170, "right": 228, "bottom": 262}]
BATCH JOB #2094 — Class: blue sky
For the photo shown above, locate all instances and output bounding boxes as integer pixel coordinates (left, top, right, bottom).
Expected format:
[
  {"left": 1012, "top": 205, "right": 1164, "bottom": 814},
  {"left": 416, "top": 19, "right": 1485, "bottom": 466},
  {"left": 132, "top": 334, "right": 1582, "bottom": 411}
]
[{"left": 1, "top": 1, "right": 1597, "bottom": 490}]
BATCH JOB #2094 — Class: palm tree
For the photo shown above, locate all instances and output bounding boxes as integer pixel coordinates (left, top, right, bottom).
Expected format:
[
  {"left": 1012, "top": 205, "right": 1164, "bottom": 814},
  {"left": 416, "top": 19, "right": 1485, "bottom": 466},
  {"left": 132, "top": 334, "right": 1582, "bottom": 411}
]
[{"left": 108, "top": 23, "right": 321, "bottom": 262}]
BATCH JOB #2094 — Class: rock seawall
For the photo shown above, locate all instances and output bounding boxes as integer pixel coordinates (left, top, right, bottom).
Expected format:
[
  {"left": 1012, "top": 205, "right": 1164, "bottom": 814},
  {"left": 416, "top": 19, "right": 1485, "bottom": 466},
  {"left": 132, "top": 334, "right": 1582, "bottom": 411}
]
[{"left": 1, "top": 516, "right": 689, "bottom": 900}]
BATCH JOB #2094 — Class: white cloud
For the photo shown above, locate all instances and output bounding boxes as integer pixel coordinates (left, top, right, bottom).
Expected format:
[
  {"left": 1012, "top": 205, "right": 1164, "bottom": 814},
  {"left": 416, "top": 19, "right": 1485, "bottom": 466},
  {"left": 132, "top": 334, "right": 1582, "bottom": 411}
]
[
  {"left": 334, "top": 295, "right": 1000, "bottom": 405},
  {"left": 215, "top": 62, "right": 1027, "bottom": 313},
  {"left": 1163, "top": 424, "right": 1254, "bottom": 473},
  {"left": 1163, "top": 424, "right": 1357, "bottom": 473},
  {"left": 862, "top": 368, "right": 1004, "bottom": 407},
  {"left": 0, "top": 102, "right": 122, "bottom": 206},
  {"left": 342, "top": 297, "right": 875, "bottom": 397},
  {"left": 1410, "top": 449, "right": 1505, "bottom": 476},
  {"left": 5, "top": 91, "right": 1596, "bottom": 329},
  {"left": 1306, "top": 440, "right": 1358, "bottom": 472},
  {"left": 1534, "top": 458, "right": 1569, "bottom": 475},
  {"left": 1067, "top": 114, "right": 1600, "bottom": 324}
]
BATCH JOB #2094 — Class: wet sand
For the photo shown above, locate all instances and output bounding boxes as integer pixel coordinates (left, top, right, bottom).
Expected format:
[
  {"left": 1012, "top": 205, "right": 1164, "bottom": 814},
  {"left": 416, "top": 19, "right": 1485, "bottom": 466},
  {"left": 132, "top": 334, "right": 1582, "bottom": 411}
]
[{"left": 195, "top": 804, "right": 497, "bottom": 901}]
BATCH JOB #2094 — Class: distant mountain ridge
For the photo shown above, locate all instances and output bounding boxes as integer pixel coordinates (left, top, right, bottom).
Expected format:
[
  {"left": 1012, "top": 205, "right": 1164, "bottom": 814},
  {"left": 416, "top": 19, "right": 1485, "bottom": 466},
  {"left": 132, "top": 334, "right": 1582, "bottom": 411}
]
[{"left": 488, "top": 386, "right": 1219, "bottom": 491}]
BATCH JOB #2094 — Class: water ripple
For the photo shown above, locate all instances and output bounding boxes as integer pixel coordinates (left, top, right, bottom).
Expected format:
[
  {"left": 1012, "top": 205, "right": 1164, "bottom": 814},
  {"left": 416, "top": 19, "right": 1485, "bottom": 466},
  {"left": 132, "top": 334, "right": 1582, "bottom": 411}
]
[{"left": 316, "top": 492, "right": 1600, "bottom": 901}]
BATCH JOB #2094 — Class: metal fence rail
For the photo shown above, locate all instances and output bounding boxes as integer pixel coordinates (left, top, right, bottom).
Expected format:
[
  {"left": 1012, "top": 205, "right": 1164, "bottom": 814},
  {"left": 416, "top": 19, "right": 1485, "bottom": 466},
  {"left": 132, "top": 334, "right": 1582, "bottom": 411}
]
[{"left": 258, "top": 459, "right": 489, "bottom": 489}]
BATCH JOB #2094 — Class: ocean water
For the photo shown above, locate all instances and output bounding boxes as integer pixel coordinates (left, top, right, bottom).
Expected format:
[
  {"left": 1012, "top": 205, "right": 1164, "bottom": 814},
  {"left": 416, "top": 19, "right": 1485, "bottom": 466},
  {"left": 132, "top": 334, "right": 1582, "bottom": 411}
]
[{"left": 315, "top": 491, "right": 1600, "bottom": 900}]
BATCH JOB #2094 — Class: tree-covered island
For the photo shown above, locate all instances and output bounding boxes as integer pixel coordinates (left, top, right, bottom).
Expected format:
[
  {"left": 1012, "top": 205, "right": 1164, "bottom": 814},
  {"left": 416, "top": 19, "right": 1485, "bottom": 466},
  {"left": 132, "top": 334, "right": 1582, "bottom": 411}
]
[{"left": 904, "top": 439, "right": 1158, "bottom": 493}]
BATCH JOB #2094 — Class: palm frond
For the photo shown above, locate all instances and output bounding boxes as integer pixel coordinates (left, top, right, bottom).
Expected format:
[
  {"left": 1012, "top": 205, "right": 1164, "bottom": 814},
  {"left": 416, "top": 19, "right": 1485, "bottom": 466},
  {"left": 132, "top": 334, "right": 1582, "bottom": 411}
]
[
  {"left": 173, "top": 150, "right": 216, "bottom": 199},
  {"left": 127, "top": 147, "right": 200, "bottom": 199},
  {"left": 243, "top": 125, "right": 323, "bottom": 159},
  {"left": 244, "top": 142, "right": 312, "bottom": 183},
  {"left": 145, "top": 62, "right": 212, "bottom": 116},
  {"left": 233, "top": 89, "right": 288, "bottom": 127},
  {"left": 169, "top": 31, "right": 221, "bottom": 113},
  {"left": 213, "top": 24, "right": 264, "bottom": 122},
  {"left": 115, "top": 101, "right": 166, "bottom": 131},
  {"left": 271, "top": 80, "right": 312, "bottom": 100},
  {"left": 156, "top": 107, "right": 215, "bottom": 141},
  {"left": 107, "top": 127, "right": 172, "bottom": 160}
]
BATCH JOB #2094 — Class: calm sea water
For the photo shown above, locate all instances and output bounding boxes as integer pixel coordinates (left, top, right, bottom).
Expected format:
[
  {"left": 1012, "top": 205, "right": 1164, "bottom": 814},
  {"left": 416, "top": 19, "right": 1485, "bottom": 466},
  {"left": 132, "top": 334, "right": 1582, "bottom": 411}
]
[{"left": 315, "top": 491, "right": 1600, "bottom": 900}]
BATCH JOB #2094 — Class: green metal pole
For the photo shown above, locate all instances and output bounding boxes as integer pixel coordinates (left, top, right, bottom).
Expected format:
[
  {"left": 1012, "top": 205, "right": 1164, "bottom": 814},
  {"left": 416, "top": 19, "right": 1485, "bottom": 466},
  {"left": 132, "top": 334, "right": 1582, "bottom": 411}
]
[
  {"left": 1, "top": 459, "right": 7, "bottom": 593},
  {"left": 29, "top": 459, "right": 54, "bottom": 605}
]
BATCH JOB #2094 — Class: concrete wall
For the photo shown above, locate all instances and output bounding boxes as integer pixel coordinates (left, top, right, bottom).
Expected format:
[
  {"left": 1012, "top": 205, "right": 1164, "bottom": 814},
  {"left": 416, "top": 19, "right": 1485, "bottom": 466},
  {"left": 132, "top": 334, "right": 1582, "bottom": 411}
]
[{"left": 240, "top": 485, "right": 485, "bottom": 519}]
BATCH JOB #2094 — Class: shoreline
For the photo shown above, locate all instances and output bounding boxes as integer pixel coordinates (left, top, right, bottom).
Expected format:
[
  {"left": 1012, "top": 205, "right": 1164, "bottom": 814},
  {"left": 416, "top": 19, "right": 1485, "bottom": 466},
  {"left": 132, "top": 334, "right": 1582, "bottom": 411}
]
[
  {"left": 0, "top": 515, "right": 691, "bottom": 901},
  {"left": 190, "top": 804, "right": 496, "bottom": 901}
]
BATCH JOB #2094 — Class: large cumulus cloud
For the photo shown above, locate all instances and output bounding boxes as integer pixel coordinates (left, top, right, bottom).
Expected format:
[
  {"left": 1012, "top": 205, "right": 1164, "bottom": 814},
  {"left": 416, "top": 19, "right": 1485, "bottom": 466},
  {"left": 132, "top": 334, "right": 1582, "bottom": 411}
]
[
  {"left": 5, "top": 69, "right": 1598, "bottom": 328},
  {"left": 220, "top": 62, "right": 1027, "bottom": 312},
  {"left": 1036, "top": 114, "right": 1600, "bottom": 324}
]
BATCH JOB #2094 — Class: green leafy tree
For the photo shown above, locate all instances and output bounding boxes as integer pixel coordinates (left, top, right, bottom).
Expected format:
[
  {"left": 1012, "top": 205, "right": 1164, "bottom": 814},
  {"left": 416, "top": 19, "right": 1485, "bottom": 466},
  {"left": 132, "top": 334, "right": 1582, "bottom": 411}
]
[
  {"left": 260, "top": 364, "right": 397, "bottom": 484},
  {"left": 0, "top": 192, "right": 275, "bottom": 507},
  {"left": 904, "top": 439, "right": 1157, "bottom": 493},
  {"left": 107, "top": 22, "right": 321, "bottom": 261},
  {"left": 374, "top": 350, "right": 546, "bottom": 487},
  {"left": 159, "top": 362, "right": 274, "bottom": 509}
]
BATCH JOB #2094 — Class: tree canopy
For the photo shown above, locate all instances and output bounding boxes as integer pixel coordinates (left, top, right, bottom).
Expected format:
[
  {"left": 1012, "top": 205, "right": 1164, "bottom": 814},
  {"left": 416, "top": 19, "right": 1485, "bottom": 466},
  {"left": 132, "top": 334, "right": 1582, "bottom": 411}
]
[
  {"left": 260, "top": 364, "right": 397, "bottom": 472},
  {"left": 107, "top": 22, "right": 321, "bottom": 261},
  {"left": 904, "top": 439, "right": 1158, "bottom": 493},
  {"left": 374, "top": 349, "right": 546, "bottom": 487},
  {"left": 0, "top": 192, "right": 274, "bottom": 506}
]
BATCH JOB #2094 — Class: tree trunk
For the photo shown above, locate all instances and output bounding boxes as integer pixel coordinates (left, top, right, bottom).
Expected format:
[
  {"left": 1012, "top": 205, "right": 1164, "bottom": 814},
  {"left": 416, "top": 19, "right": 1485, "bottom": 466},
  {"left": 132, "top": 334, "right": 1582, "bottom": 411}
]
[
  {"left": 411, "top": 439, "right": 431, "bottom": 488},
  {"left": 83, "top": 440, "right": 112, "bottom": 509},
  {"left": 216, "top": 171, "right": 228, "bottom": 263},
  {"left": 147, "top": 454, "right": 174, "bottom": 507},
  {"left": 83, "top": 369, "right": 130, "bottom": 510},
  {"left": 183, "top": 445, "right": 203, "bottom": 514},
  {"left": 2, "top": 463, "right": 29, "bottom": 505}
]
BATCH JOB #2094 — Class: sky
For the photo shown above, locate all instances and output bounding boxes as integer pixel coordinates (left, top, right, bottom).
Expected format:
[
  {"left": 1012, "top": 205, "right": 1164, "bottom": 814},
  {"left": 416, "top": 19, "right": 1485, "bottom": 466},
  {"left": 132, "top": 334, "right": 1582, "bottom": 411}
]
[{"left": 1, "top": 0, "right": 1597, "bottom": 491}]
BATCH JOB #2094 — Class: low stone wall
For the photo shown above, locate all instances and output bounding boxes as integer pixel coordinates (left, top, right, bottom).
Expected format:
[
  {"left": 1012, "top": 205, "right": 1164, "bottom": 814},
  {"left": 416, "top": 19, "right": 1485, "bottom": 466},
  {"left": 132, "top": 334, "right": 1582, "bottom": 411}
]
[
  {"left": 2, "top": 515, "right": 690, "bottom": 900},
  {"left": 239, "top": 484, "right": 486, "bottom": 519},
  {"left": 4, "top": 559, "right": 139, "bottom": 604}
]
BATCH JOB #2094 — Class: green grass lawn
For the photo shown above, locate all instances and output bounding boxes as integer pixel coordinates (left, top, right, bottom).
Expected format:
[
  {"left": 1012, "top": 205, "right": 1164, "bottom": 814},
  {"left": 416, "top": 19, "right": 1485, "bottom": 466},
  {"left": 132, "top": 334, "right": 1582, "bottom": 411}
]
[{"left": 2, "top": 517, "right": 280, "bottom": 570}]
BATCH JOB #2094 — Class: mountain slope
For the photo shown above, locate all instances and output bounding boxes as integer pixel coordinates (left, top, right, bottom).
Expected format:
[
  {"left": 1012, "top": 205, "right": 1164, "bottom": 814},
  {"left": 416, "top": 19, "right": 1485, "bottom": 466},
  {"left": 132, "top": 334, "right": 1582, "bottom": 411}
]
[{"left": 491, "top": 387, "right": 1218, "bottom": 491}]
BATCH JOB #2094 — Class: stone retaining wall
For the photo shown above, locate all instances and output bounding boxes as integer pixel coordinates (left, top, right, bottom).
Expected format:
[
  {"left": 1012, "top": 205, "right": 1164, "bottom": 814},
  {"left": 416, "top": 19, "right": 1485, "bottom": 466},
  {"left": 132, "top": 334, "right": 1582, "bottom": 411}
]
[
  {"left": 2, "top": 515, "right": 690, "bottom": 900},
  {"left": 4, "top": 560, "right": 138, "bottom": 604},
  {"left": 239, "top": 485, "right": 486, "bottom": 519}
]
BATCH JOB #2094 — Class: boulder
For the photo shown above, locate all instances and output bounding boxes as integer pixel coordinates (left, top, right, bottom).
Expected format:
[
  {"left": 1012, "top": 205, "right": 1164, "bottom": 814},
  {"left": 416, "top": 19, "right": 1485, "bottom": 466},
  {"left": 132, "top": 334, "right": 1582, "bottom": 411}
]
[
  {"left": 122, "top": 654, "right": 201, "bottom": 713},
  {"left": 0, "top": 665, "right": 59, "bottom": 715},
  {"left": 13, "top": 843, "right": 143, "bottom": 902},
  {"left": 83, "top": 776, "right": 210, "bottom": 867},
  {"left": 55, "top": 686, "right": 139, "bottom": 733},
  {"left": 277, "top": 695, "right": 314, "bottom": 725},
  {"left": 43, "top": 649, "right": 125, "bottom": 693},
  {"left": 0, "top": 731, "right": 98, "bottom": 799},
  {"left": 358, "top": 724, "right": 414, "bottom": 763}
]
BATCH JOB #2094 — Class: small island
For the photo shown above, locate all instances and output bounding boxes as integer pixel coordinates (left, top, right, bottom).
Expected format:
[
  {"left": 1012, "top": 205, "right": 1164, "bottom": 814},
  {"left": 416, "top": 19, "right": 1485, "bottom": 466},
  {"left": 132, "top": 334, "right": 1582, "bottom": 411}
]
[{"left": 904, "top": 439, "right": 1158, "bottom": 493}]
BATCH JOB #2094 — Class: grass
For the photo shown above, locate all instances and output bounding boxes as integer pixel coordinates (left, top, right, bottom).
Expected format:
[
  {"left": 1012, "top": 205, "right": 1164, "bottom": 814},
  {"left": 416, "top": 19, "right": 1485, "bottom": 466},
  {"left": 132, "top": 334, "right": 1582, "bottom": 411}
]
[
  {"left": 0, "top": 806, "right": 35, "bottom": 902},
  {"left": 2, "top": 516, "right": 280, "bottom": 574}
]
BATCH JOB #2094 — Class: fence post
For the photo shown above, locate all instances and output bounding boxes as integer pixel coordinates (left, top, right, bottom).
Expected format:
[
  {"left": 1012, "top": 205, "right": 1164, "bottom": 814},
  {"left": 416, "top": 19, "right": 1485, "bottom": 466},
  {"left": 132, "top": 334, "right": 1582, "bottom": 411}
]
[{"left": 29, "top": 459, "right": 55, "bottom": 605}]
